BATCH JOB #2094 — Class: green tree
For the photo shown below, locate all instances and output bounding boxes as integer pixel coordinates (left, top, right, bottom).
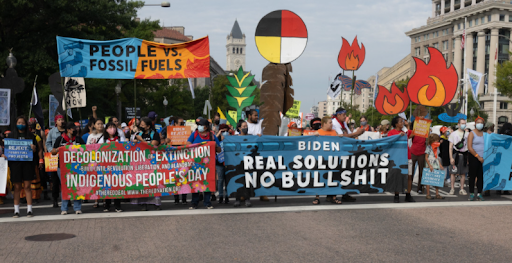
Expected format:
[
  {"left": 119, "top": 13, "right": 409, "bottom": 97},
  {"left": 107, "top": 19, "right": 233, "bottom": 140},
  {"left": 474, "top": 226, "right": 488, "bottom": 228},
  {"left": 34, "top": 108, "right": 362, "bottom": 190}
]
[{"left": 496, "top": 56, "right": 512, "bottom": 97}]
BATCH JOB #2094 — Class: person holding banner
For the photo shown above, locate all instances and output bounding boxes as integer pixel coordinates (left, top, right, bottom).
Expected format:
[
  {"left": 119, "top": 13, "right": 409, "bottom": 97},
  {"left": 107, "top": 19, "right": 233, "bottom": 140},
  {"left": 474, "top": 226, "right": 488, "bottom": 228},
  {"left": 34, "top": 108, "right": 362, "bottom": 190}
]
[
  {"left": 186, "top": 118, "right": 221, "bottom": 209},
  {"left": 424, "top": 133, "right": 445, "bottom": 200},
  {"left": 86, "top": 118, "right": 105, "bottom": 209},
  {"left": 409, "top": 116, "right": 427, "bottom": 194},
  {"left": 332, "top": 108, "right": 363, "bottom": 202},
  {"left": 448, "top": 119, "right": 469, "bottom": 195},
  {"left": 166, "top": 117, "right": 189, "bottom": 205},
  {"left": 467, "top": 117, "right": 486, "bottom": 201},
  {"left": 131, "top": 117, "right": 162, "bottom": 210},
  {"left": 310, "top": 118, "right": 321, "bottom": 131},
  {"left": 99, "top": 122, "right": 124, "bottom": 211},
  {"left": 312, "top": 116, "right": 344, "bottom": 205},
  {"left": 234, "top": 120, "right": 252, "bottom": 207},
  {"left": 46, "top": 114, "right": 66, "bottom": 208},
  {"left": 51, "top": 122, "right": 86, "bottom": 215},
  {"left": 215, "top": 124, "right": 230, "bottom": 204},
  {"left": 5, "top": 116, "right": 38, "bottom": 218},
  {"left": 387, "top": 116, "right": 415, "bottom": 203}
]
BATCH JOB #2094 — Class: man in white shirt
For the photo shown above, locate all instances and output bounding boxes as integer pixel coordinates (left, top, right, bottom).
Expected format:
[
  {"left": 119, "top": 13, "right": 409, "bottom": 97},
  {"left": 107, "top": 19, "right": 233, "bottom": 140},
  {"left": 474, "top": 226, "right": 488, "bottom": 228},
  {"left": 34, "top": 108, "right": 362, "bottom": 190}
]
[
  {"left": 332, "top": 107, "right": 364, "bottom": 138},
  {"left": 247, "top": 110, "right": 263, "bottom": 136},
  {"left": 448, "top": 119, "right": 468, "bottom": 195}
]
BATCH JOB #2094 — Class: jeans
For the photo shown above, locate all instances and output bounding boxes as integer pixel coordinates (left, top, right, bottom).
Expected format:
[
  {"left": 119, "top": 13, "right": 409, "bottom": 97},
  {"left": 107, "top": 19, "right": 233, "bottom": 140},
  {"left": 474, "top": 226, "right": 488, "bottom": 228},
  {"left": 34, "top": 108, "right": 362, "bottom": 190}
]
[
  {"left": 191, "top": 192, "right": 211, "bottom": 207},
  {"left": 216, "top": 165, "right": 226, "bottom": 198},
  {"left": 57, "top": 168, "right": 82, "bottom": 211}
]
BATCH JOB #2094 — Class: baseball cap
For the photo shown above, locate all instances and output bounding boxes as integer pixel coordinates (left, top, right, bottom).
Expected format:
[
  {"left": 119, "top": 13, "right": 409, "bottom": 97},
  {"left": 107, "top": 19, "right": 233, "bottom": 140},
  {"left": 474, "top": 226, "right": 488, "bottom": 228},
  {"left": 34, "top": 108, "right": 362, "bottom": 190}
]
[
  {"left": 381, "top": 119, "right": 390, "bottom": 126},
  {"left": 121, "top": 122, "right": 127, "bottom": 128},
  {"left": 440, "top": 127, "right": 448, "bottom": 134},
  {"left": 148, "top": 111, "right": 157, "bottom": 120},
  {"left": 197, "top": 118, "right": 209, "bottom": 126}
]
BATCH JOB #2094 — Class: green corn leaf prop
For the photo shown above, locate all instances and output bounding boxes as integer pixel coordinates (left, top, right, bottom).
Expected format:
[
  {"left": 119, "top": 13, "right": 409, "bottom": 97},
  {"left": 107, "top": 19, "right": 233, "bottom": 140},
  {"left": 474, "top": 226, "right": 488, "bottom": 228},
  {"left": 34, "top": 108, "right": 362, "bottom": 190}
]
[{"left": 224, "top": 66, "right": 256, "bottom": 123}]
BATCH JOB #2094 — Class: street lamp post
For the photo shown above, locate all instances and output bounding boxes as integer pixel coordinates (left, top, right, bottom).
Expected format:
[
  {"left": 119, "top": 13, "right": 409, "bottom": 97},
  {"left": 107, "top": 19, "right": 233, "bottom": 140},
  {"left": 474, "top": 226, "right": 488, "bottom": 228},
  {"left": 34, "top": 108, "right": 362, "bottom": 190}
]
[
  {"left": 115, "top": 82, "right": 122, "bottom": 121},
  {"left": 163, "top": 96, "right": 168, "bottom": 117}
]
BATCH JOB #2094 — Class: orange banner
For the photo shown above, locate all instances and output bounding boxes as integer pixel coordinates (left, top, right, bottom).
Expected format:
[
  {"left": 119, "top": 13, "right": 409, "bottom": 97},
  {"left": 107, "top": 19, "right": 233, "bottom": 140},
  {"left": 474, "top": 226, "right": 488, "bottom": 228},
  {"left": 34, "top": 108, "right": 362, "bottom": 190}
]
[
  {"left": 413, "top": 117, "right": 432, "bottom": 138},
  {"left": 44, "top": 153, "right": 58, "bottom": 172},
  {"left": 135, "top": 36, "right": 210, "bottom": 79},
  {"left": 288, "top": 127, "right": 303, "bottom": 137},
  {"left": 167, "top": 126, "right": 192, "bottom": 145}
]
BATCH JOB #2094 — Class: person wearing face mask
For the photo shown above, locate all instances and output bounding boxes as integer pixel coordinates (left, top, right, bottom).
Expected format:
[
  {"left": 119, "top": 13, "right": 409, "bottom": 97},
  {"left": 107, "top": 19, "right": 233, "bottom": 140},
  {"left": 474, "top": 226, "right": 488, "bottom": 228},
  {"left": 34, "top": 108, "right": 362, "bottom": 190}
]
[
  {"left": 359, "top": 116, "right": 374, "bottom": 132},
  {"left": 467, "top": 117, "right": 486, "bottom": 201},
  {"left": 46, "top": 114, "right": 67, "bottom": 208},
  {"left": 98, "top": 122, "right": 124, "bottom": 212},
  {"left": 28, "top": 118, "right": 45, "bottom": 202},
  {"left": 186, "top": 118, "right": 221, "bottom": 209},
  {"left": 439, "top": 127, "right": 452, "bottom": 186},
  {"left": 5, "top": 116, "right": 38, "bottom": 218},
  {"left": 51, "top": 122, "right": 86, "bottom": 215},
  {"left": 212, "top": 113, "right": 221, "bottom": 133},
  {"left": 448, "top": 119, "right": 469, "bottom": 195},
  {"left": 424, "top": 133, "right": 445, "bottom": 200},
  {"left": 233, "top": 120, "right": 252, "bottom": 207},
  {"left": 215, "top": 124, "right": 230, "bottom": 204}
]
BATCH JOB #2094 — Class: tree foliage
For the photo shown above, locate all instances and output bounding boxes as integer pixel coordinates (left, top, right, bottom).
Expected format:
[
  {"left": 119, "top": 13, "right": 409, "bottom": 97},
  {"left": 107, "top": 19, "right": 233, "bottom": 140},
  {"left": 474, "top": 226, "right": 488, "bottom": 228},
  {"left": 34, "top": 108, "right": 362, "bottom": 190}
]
[{"left": 496, "top": 56, "right": 512, "bottom": 98}]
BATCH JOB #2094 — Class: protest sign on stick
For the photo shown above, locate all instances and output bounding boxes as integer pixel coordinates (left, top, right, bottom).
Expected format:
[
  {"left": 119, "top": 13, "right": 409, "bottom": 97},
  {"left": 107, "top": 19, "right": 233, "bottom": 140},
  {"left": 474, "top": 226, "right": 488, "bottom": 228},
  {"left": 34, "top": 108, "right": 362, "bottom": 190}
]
[
  {"left": 167, "top": 126, "right": 191, "bottom": 146},
  {"left": 4, "top": 139, "right": 33, "bottom": 161},
  {"left": 413, "top": 117, "right": 432, "bottom": 138}
]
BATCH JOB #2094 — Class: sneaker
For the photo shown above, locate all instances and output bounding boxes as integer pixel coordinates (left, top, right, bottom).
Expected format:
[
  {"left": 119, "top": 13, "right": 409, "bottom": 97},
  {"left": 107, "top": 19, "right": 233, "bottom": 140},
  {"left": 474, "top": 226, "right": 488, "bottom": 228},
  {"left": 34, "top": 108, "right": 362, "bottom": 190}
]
[
  {"left": 61, "top": 211, "right": 68, "bottom": 215},
  {"left": 224, "top": 198, "right": 230, "bottom": 204},
  {"left": 449, "top": 188, "right": 455, "bottom": 195},
  {"left": 182, "top": 201, "right": 188, "bottom": 205},
  {"left": 218, "top": 197, "right": 224, "bottom": 204},
  {"left": 469, "top": 193, "right": 475, "bottom": 201},
  {"left": 417, "top": 190, "right": 423, "bottom": 194},
  {"left": 174, "top": 200, "right": 179, "bottom": 205},
  {"left": 206, "top": 205, "right": 214, "bottom": 209},
  {"left": 245, "top": 200, "right": 252, "bottom": 207},
  {"left": 13, "top": 212, "right": 19, "bottom": 218},
  {"left": 393, "top": 196, "right": 399, "bottom": 203},
  {"left": 459, "top": 189, "right": 467, "bottom": 195},
  {"left": 75, "top": 210, "right": 82, "bottom": 214},
  {"left": 155, "top": 206, "right": 161, "bottom": 210},
  {"left": 405, "top": 194, "right": 416, "bottom": 202},
  {"left": 53, "top": 201, "right": 59, "bottom": 208},
  {"left": 189, "top": 205, "right": 197, "bottom": 210},
  {"left": 234, "top": 201, "right": 240, "bottom": 207},
  {"left": 27, "top": 211, "right": 34, "bottom": 218},
  {"left": 211, "top": 195, "right": 216, "bottom": 202},
  {"left": 341, "top": 194, "right": 356, "bottom": 202},
  {"left": 103, "top": 208, "right": 109, "bottom": 212},
  {"left": 477, "top": 194, "right": 485, "bottom": 201},
  {"left": 115, "top": 209, "right": 123, "bottom": 212}
]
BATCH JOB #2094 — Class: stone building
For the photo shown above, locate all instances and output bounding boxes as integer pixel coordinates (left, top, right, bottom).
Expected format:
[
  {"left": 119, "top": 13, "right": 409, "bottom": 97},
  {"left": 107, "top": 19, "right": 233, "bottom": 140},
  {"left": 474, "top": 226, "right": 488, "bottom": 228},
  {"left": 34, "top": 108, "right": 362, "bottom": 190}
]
[{"left": 226, "top": 20, "right": 246, "bottom": 72}]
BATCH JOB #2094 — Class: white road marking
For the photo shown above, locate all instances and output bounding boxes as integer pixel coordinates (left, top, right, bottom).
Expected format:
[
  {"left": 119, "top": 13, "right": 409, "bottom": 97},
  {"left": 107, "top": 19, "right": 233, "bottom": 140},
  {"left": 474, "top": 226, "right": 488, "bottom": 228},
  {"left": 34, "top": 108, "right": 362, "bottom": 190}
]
[{"left": 0, "top": 201, "right": 510, "bottom": 223}]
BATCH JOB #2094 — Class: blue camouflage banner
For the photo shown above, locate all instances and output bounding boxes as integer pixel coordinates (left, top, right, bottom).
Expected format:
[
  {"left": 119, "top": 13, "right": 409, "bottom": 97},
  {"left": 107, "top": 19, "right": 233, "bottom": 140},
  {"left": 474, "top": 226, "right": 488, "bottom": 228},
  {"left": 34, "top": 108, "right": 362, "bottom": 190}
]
[
  {"left": 483, "top": 133, "right": 512, "bottom": 191},
  {"left": 224, "top": 135, "right": 408, "bottom": 197}
]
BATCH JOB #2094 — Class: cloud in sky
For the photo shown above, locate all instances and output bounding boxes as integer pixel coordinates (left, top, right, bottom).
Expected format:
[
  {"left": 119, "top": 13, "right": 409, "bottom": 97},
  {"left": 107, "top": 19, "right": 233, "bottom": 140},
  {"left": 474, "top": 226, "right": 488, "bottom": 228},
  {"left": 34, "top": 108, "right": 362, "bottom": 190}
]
[{"left": 138, "top": 0, "right": 430, "bottom": 113}]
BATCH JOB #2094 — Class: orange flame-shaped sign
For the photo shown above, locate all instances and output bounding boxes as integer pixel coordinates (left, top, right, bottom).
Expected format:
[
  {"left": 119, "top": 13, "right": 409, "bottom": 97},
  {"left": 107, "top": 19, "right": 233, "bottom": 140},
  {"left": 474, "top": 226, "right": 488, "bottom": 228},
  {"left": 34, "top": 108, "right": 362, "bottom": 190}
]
[
  {"left": 338, "top": 36, "right": 365, "bottom": 71},
  {"left": 407, "top": 47, "right": 458, "bottom": 107},
  {"left": 375, "top": 83, "right": 410, "bottom": 115}
]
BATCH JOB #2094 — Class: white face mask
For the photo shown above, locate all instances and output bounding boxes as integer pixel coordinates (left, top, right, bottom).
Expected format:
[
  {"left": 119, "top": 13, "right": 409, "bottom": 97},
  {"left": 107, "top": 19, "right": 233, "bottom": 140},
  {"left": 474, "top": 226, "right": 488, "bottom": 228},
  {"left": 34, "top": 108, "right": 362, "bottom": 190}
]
[
  {"left": 476, "top": 123, "right": 484, "bottom": 130},
  {"left": 459, "top": 124, "right": 466, "bottom": 130}
]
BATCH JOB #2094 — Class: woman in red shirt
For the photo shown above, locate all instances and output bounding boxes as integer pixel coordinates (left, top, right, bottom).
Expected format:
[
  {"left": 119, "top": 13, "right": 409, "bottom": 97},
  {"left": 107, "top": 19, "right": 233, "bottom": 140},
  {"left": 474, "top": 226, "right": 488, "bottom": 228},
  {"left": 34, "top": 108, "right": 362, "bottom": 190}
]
[
  {"left": 387, "top": 116, "right": 415, "bottom": 203},
  {"left": 408, "top": 116, "right": 427, "bottom": 194}
]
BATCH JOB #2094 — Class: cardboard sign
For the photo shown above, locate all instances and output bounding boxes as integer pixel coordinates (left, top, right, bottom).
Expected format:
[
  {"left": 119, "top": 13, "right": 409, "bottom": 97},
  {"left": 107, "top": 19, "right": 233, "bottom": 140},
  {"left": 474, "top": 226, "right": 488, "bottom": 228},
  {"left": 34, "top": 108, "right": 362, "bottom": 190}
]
[
  {"left": 167, "top": 126, "right": 192, "bottom": 145},
  {"left": 413, "top": 117, "right": 432, "bottom": 138},
  {"left": 44, "top": 153, "right": 58, "bottom": 172},
  {"left": 0, "top": 157, "right": 7, "bottom": 194},
  {"left": 420, "top": 168, "right": 445, "bottom": 188},
  {"left": 285, "top": 100, "right": 301, "bottom": 118},
  {"left": 4, "top": 139, "right": 33, "bottom": 161},
  {"left": 288, "top": 127, "right": 302, "bottom": 136},
  {"left": 63, "top": 77, "right": 86, "bottom": 109}
]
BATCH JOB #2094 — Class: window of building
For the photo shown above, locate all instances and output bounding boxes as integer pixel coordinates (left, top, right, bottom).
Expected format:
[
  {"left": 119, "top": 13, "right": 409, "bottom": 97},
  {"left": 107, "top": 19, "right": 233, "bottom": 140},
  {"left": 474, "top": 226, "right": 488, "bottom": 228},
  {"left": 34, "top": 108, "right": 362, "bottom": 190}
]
[
  {"left": 233, "top": 48, "right": 235, "bottom": 53},
  {"left": 500, "top": 14, "right": 505, "bottom": 21},
  {"left": 434, "top": 42, "right": 439, "bottom": 49},
  {"left": 458, "top": 24, "right": 461, "bottom": 30},
  {"left": 510, "top": 15, "right": 512, "bottom": 22},
  {"left": 443, "top": 41, "right": 448, "bottom": 50},
  {"left": 469, "top": 20, "right": 472, "bottom": 27},
  {"left": 481, "top": 17, "right": 485, "bottom": 24},
  {"left": 499, "top": 116, "right": 509, "bottom": 125},
  {"left": 480, "top": 102, "right": 484, "bottom": 108},
  {"left": 424, "top": 46, "right": 429, "bottom": 54},
  {"left": 443, "top": 53, "right": 448, "bottom": 61},
  {"left": 453, "top": 40, "right": 455, "bottom": 49},
  {"left": 240, "top": 48, "right": 243, "bottom": 54},
  {"left": 475, "top": 19, "right": 479, "bottom": 26},
  {"left": 500, "top": 102, "right": 508, "bottom": 109},
  {"left": 415, "top": 47, "right": 421, "bottom": 56},
  {"left": 488, "top": 15, "right": 492, "bottom": 22}
]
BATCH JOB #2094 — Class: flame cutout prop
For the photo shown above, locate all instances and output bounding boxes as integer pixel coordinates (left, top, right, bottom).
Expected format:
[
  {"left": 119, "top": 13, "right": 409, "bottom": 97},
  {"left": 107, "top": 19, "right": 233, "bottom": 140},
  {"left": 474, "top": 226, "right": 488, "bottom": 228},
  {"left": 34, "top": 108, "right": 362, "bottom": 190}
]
[
  {"left": 338, "top": 36, "right": 365, "bottom": 71},
  {"left": 407, "top": 47, "right": 458, "bottom": 107},
  {"left": 375, "top": 83, "right": 409, "bottom": 115}
]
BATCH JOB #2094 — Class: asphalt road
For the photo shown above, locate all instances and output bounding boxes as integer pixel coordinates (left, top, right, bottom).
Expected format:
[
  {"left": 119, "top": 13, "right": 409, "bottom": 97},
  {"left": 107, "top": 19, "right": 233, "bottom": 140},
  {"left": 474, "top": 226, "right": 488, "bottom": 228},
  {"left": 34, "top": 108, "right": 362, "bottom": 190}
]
[{"left": 0, "top": 185, "right": 511, "bottom": 262}]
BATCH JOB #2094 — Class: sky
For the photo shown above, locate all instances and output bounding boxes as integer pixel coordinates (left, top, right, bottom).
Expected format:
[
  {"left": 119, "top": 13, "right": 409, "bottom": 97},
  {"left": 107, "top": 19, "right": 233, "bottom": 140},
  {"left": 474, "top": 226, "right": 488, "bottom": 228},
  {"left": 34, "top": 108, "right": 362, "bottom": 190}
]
[{"left": 137, "top": 0, "right": 431, "bottom": 113}]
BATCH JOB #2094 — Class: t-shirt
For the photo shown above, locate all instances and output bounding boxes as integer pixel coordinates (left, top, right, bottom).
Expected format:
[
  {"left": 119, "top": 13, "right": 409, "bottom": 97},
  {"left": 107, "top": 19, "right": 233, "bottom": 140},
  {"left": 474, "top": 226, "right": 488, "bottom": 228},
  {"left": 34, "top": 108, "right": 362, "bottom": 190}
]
[
  {"left": 425, "top": 145, "right": 441, "bottom": 170},
  {"left": 247, "top": 120, "right": 263, "bottom": 135},
  {"left": 138, "top": 130, "right": 160, "bottom": 144},
  {"left": 82, "top": 133, "right": 90, "bottom": 143},
  {"left": 98, "top": 136, "right": 125, "bottom": 144},
  {"left": 86, "top": 133, "right": 104, "bottom": 145},
  {"left": 187, "top": 131, "right": 220, "bottom": 146},
  {"left": 387, "top": 129, "right": 402, "bottom": 137},
  {"left": 332, "top": 118, "right": 351, "bottom": 135},
  {"left": 448, "top": 130, "right": 468, "bottom": 152},
  {"left": 317, "top": 129, "right": 338, "bottom": 136},
  {"left": 410, "top": 133, "right": 426, "bottom": 156}
]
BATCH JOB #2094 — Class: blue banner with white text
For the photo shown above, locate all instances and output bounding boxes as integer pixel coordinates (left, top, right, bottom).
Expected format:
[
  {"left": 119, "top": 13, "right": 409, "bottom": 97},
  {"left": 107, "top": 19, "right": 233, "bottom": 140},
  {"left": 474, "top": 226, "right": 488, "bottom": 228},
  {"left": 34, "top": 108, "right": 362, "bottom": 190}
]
[
  {"left": 4, "top": 139, "right": 33, "bottom": 161},
  {"left": 483, "top": 133, "right": 512, "bottom": 191},
  {"left": 224, "top": 135, "right": 408, "bottom": 197}
]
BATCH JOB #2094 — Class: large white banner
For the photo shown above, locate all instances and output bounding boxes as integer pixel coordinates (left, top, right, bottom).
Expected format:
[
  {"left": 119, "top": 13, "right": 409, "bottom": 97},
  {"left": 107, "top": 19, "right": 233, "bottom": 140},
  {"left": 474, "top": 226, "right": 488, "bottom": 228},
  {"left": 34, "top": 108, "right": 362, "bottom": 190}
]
[
  {"left": 63, "top": 77, "right": 86, "bottom": 109},
  {"left": 328, "top": 69, "right": 343, "bottom": 99},
  {"left": 0, "top": 157, "right": 8, "bottom": 194}
]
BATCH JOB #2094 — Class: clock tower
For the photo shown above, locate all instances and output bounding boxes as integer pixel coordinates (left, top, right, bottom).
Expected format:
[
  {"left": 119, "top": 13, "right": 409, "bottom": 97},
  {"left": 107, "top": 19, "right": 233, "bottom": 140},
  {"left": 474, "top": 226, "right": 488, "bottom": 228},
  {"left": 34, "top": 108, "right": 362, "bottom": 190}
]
[{"left": 226, "top": 20, "right": 246, "bottom": 71}]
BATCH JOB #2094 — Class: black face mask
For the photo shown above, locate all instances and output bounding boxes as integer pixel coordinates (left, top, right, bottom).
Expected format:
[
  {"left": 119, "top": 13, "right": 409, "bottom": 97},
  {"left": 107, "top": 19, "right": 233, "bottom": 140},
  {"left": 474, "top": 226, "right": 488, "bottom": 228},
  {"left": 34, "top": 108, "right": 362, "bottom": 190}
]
[
  {"left": 241, "top": 128, "right": 249, "bottom": 134},
  {"left": 312, "top": 123, "right": 321, "bottom": 130},
  {"left": 214, "top": 120, "right": 220, "bottom": 125},
  {"left": 72, "top": 130, "right": 78, "bottom": 137}
]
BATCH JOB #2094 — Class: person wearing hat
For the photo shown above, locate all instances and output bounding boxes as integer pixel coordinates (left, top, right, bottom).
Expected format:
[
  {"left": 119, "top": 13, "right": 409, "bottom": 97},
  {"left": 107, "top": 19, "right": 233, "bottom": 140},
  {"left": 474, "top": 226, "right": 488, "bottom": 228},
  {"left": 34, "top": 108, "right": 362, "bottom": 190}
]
[
  {"left": 349, "top": 119, "right": 356, "bottom": 133},
  {"left": 45, "top": 114, "right": 67, "bottom": 208},
  {"left": 51, "top": 122, "right": 86, "bottom": 215},
  {"left": 484, "top": 122, "right": 495, "bottom": 134},
  {"left": 379, "top": 119, "right": 390, "bottom": 137},
  {"left": 186, "top": 118, "right": 221, "bottom": 209}
]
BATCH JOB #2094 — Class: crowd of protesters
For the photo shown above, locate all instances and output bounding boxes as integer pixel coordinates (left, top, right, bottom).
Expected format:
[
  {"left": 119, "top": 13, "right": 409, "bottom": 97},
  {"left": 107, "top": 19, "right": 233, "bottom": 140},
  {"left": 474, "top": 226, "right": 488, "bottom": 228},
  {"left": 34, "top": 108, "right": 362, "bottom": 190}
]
[{"left": 1, "top": 105, "right": 512, "bottom": 218}]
